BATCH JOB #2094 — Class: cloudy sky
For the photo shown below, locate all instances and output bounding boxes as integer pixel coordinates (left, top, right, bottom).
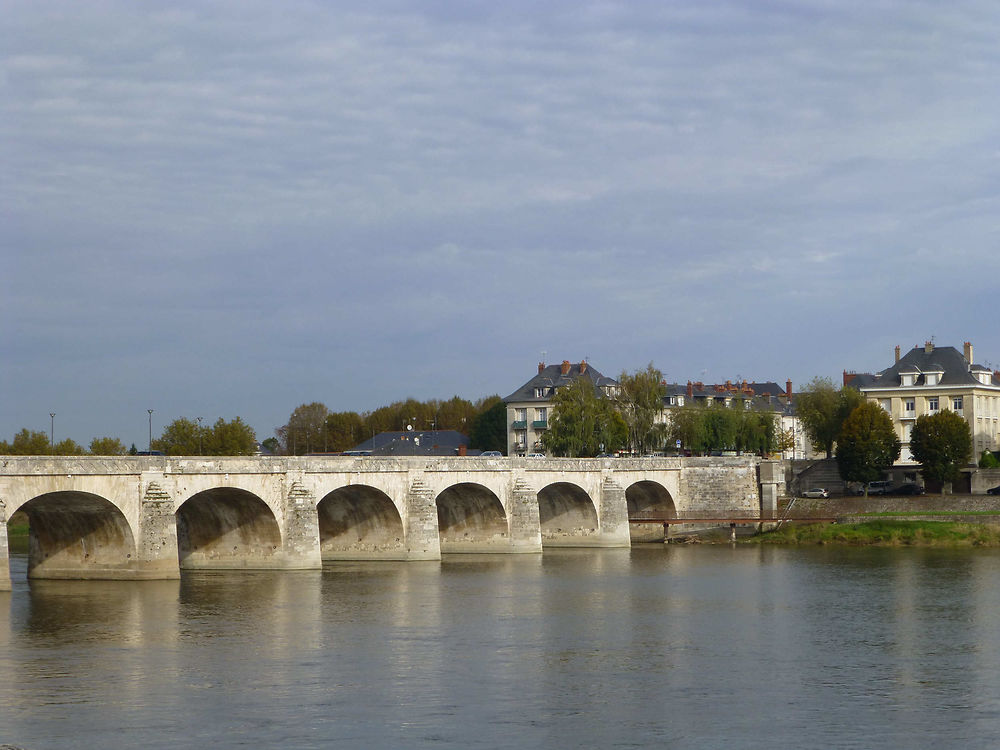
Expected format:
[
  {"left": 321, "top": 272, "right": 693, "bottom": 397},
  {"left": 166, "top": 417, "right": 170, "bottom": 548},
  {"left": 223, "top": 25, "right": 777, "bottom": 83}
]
[{"left": 3, "top": 0, "right": 999, "bottom": 448}]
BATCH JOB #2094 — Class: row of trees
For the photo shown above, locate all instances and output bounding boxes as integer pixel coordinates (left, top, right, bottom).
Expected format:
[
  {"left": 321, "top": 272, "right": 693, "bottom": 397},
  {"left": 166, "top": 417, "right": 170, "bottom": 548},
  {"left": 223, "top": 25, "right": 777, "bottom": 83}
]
[
  {"left": 273, "top": 396, "right": 508, "bottom": 455},
  {"left": 540, "top": 365, "right": 786, "bottom": 458},
  {"left": 0, "top": 429, "right": 127, "bottom": 456},
  {"left": 0, "top": 416, "right": 258, "bottom": 456}
]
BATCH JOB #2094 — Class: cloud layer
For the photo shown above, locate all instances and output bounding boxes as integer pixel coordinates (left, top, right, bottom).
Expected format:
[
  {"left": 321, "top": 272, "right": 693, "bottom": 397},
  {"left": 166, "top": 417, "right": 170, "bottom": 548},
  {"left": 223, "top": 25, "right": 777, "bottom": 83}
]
[{"left": 3, "top": 1, "right": 999, "bottom": 445}]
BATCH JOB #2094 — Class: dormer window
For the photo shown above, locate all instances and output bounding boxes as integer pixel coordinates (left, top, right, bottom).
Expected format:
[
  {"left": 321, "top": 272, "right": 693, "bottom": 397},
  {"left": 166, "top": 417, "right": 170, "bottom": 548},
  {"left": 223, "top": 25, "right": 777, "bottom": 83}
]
[{"left": 901, "top": 373, "right": 917, "bottom": 387}]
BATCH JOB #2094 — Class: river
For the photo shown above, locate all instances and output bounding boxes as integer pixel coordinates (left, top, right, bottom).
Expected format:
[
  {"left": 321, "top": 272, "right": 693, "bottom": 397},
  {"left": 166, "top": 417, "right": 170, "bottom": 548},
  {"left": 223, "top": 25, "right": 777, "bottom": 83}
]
[{"left": 3, "top": 545, "right": 1000, "bottom": 749}]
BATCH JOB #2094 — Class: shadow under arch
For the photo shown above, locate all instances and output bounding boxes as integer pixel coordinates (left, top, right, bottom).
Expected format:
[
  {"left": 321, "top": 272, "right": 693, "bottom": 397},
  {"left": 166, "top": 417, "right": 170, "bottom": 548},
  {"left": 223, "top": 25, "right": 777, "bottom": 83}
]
[
  {"left": 176, "top": 487, "right": 282, "bottom": 569},
  {"left": 16, "top": 491, "right": 136, "bottom": 580},
  {"left": 318, "top": 485, "right": 405, "bottom": 559},
  {"left": 626, "top": 480, "right": 677, "bottom": 543},
  {"left": 537, "top": 482, "right": 599, "bottom": 546},
  {"left": 435, "top": 482, "right": 508, "bottom": 553}
]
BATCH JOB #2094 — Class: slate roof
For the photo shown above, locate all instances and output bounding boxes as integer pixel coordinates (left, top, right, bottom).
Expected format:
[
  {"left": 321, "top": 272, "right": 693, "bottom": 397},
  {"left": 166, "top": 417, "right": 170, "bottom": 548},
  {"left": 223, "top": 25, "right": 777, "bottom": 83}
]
[
  {"left": 504, "top": 361, "right": 617, "bottom": 402},
  {"left": 350, "top": 430, "right": 470, "bottom": 456},
  {"left": 860, "top": 345, "right": 1000, "bottom": 388}
]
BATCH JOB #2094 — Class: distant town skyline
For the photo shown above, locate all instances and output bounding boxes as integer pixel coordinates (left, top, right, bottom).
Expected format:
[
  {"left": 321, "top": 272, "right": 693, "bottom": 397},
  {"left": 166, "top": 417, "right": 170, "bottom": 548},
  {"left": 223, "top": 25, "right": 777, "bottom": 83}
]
[{"left": 4, "top": 1, "right": 999, "bottom": 448}]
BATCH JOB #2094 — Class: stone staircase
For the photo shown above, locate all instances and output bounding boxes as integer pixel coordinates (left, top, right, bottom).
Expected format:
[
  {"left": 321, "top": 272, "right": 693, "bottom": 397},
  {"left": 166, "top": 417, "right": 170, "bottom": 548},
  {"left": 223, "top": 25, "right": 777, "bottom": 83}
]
[{"left": 790, "top": 458, "right": 847, "bottom": 496}]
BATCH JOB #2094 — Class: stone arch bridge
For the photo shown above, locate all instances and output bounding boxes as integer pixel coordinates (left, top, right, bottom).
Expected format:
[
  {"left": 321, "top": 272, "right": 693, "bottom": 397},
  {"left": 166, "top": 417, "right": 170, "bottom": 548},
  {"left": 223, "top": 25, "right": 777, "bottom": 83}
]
[{"left": 0, "top": 455, "right": 780, "bottom": 589}]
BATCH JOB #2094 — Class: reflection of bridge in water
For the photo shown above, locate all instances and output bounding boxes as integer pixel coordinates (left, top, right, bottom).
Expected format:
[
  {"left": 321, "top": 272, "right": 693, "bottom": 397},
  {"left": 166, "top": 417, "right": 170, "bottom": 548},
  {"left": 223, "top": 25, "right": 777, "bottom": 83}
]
[{"left": 0, "top": 455, "right": 783, "bottom": 589}]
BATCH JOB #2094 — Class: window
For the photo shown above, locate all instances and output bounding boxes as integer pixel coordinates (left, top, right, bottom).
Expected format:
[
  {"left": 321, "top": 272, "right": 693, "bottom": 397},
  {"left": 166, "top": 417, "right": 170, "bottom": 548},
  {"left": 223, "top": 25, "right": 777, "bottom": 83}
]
[
  {"left": 953, "top": 396, "right": 963, "bottom": 414},
  {"left": 926, "top": 373, "right": 941, "bottom": 386},
  {"left": 516, "top": 408, "right": 526, "bottom": 422},
  {"left": 880, "top": 399, "right": 891, "bottom": 412},
  {"left": 903, "top": 423, "right": 913, "bottom": 442},
  {"left": 928, "top": 397, "right": 939, "bottom": 412},
  {"left": 904, "top": 399, "right": 915, "bottom": 415}
]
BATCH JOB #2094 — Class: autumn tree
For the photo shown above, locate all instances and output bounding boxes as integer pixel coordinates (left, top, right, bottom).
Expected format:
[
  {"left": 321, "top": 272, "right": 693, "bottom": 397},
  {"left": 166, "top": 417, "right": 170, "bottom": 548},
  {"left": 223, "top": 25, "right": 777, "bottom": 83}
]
[
  {"left": 615, "top": 364, "right": 668, "bottom": 455},
  {"left": 280, "top": 402, "right": 330, "bottom": 454},
  {"left": 542, "top": 378, "right": 626, "bottom": 457},
  {"left": 324, "top": 411, "right": 366, "bottom": 453},
  {"left": 835, "top": 403, "right": 901, "bottom": 492},
  {"left": 910, "top": 411, "right": 973, "bottom": 490},
  {"left": 796, "top": 378, "right": 865, "bottom": 458}
]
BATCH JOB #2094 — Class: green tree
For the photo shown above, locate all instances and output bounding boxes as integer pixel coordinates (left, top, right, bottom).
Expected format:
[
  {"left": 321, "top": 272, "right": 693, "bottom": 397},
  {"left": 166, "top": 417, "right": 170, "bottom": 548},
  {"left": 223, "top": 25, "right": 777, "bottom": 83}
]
[
  {"left": 542, "top": 377, "right": 626, "bottom": 457},
  {"left": 260, "top": 437, "right": 280, "bottom": 455},
  {"left": 52, "top": 438, "right": 85, "bottom": 455},
  {"left": 206, "top": 417, "right": 257, "bottom": 456},
  {"left": 469, "top": 398, "right": 506, "bottom": 453},
  {"left": 910, "top": 411, "right": 973, "bottom": 490},
  {"left": 836, "top": 403, "right": 901, "bottom": 492},
  {"left": 668, "top": 405, "right": 707, "bottom": 455},
  {"left": 3, "top": 429, "right": 51, "bottom": 455},
  {"left": 796, "top": 378, "right": 866, "bottom": 458},
  {"left": 152, "top": 418, "right": 205, "bottom": 455},
  {"left": 324, "top": 411, "right": 366, "bottom": 452},
  {"left": 615, "top": 364, "right": 668, "bottom": 455},
  {"left": 89, "top": 437, "right": 127, "bottom": 455}
]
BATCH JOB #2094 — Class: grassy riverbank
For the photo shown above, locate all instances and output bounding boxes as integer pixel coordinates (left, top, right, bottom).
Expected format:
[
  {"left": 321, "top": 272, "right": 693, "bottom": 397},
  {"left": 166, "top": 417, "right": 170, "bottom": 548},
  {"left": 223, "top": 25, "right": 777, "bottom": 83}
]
[{"left": 750, "top": 521, "right": 1000, "bottom": 547}]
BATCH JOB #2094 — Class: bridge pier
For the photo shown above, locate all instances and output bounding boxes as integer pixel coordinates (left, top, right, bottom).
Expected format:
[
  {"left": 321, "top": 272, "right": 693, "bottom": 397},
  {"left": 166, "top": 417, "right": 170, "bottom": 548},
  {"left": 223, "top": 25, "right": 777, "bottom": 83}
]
[
  {"left": 597, "top": 477, "right": 631, "bottom": 548},
  {"left": 137, "top": 479, "right": 182, "bottom": 579},
  {"left": 508, "top": 479, "right": 543, "bottom": 552},
  {"left": 405, "top": 479, "right": 441, "bottom": 560},
  {"left": 0, "top": 501, "right": 10, "bottom": 591},
  {"left": 283, "top": 479, "right": 322, "bottom": 569}
]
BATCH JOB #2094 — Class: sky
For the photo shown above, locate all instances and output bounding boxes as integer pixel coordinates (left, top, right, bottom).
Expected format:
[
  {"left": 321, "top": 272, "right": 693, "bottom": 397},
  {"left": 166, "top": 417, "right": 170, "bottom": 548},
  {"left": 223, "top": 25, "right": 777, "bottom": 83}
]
[{"left": 3, "top": 0, "right": 1000, "bottom": 449}]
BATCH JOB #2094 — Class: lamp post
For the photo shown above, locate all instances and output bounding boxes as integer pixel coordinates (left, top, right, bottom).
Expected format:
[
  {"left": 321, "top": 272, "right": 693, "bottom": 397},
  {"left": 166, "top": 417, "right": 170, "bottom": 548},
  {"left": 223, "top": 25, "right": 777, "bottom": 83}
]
[
  {"left": 197, "top": 416, "right": 203, "bottom": 455},
  {"left": 147, "top": 409, "right": 154, "bottom": 453},
  {"left": 49, "top": 413, "right": 55, "bottom": 454}
]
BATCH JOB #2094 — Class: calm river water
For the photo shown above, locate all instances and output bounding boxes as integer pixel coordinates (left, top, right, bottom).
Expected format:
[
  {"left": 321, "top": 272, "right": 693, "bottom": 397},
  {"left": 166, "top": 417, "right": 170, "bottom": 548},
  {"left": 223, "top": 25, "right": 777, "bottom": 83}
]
[{"left": 4, "top": 545, "right": 1000, "bottom": 749}]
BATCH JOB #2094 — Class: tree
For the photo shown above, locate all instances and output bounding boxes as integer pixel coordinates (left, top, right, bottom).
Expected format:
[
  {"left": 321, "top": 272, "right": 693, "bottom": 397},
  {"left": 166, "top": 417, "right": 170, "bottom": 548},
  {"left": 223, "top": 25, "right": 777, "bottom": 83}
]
[
  {"left": 836, "top": 403, "right": 901, "bottom": 492},
  {"left": 615, "top": 364, "right": 668, "bottom": 455},
  {"left": 2, "top": 429, "right": 51, "bottom": 455},
  {"left": 205, "top": 417, "right": 257, "bottom": 456},
  {"left": 280, "top": 402, "right": 330, "bottom": 455},
  {"left": 542, "top": 377, "right": 626, "bottom": 457},
  {"left": 89, "top": 437, "right": 127, "bottom": 456},
  {"left": 910, "top": 411, "right": 973, "bottom": 490},
  {"left": 324, "top": 411, "right": 366, "bottom": 453},
  {"left": 52, "top": 438, "right": 85, "bottom": 455},
  {"left": 469, "top": 398, "right": 506, "bottom": 453},
  {"left": 668, "top": 405, "right": 706, "bottom": 455},
  {"left": 152, "top": 418, "right": 205, "bottom": 455},
  {"left": 796, "top": 377, "right": 865, "bottom": 458}
]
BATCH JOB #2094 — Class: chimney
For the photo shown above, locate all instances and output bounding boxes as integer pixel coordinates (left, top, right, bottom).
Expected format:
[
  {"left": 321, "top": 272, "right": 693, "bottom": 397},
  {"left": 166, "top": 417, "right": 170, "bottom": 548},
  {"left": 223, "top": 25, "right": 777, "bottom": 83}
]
[
  {"left": 925, "top": 340, "right": 934, "bottom": 354},
  {"left": 561, "top": 360, "right": 571, "bottom": 375},
  {"left": 964, "top": 341, "right": 973, "bottom": 364},
  {"left": 538, "top": 361, "right": 545, "bottom": 374},
  {"left": 687, "top": 381, "right": 693, "bottom": 398},
  {"left": 579, "top": 361, "right": 587, "bottom": 374},
  {"left": 895, "top": 345, "right": 900, "bottom": 363},
  {"left": 725, "top": 379, "right": 732, "bottom": 391},
  {"left": 786, "top": 379, "right": 793, "bottom": 398},
  {"left": 458, "top": 444, "right": 467, "bottom": 456},
  {"left": 843, "top": 370, "right": 856, "bottom": 386}
]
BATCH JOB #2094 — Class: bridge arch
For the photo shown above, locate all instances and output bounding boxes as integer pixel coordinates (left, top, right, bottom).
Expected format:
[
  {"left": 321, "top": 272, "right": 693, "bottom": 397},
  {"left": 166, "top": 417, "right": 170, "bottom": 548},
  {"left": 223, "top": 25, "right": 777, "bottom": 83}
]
[
  {"left": 176, "top": 488, "right": 282, "bottom": 569},
  {"left": 317, "top": 485, "right": 405, "bottom": 560},
  {"left": 537, "top": 482, "right": 599, "bottom": 546},
  {"left": 625, "top": 480, "right": 676, "bottom": 543},
  {"left": 15, "top": 491, "right": 137, "bottom": 579},
  {"left": 435, "top": 482, "right": 508, "bottom": 552}
]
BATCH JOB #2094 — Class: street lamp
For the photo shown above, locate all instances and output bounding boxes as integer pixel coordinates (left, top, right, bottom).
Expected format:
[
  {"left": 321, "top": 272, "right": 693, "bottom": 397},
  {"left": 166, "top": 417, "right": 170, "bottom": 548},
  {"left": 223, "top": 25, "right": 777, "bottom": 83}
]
[
  {"left": 197, "top": 417, "right": 203, "bottom": 455},
  {"left": 49, "top": 413, "right": 55, "bottom": 453},
  {"left": 147, "top": 409, "right": 154, "bottom": 453}
]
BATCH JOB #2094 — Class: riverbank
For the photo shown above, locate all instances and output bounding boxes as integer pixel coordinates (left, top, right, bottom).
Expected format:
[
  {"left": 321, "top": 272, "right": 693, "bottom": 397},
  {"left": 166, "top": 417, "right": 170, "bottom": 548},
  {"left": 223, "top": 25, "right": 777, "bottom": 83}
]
[{"left": 748, "top": 520, "right": 1000, "bottom": 546}]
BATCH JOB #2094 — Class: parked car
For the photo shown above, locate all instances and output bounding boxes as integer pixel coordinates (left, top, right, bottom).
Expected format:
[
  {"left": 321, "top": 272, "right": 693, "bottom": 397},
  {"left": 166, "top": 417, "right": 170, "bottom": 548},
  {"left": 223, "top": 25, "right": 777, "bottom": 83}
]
[
  {"left": 801, "top": 487, "right": 829, "bottom": 499},
  {"left": 479, "top": 451, "right": 503, "bottom": 457},
  {"left": 893, "top": 483, "right": 926, "bottom": 496},
  {"left": 866, "top": 480, "right": 894, "bottom": 496},
  {"left": 987, "top": 485, "right": 1000, "bottom": 496},
  {"left": 526, "top": 453, "right": 546, "bottom": 458}
]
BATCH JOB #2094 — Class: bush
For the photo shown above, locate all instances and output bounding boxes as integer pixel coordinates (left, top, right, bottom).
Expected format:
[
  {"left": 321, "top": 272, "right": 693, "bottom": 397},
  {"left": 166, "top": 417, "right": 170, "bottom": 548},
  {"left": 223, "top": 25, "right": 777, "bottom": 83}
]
[{"left": 980, "top": 451, "right": 1000, "bottom": 469}]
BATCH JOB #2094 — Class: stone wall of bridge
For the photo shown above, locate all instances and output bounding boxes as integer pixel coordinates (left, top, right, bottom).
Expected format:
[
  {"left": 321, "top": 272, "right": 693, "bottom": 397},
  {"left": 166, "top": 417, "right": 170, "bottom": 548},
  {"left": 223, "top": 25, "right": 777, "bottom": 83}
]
[{"left": 0, "top": 455, "right": 772, "bottom": 588}]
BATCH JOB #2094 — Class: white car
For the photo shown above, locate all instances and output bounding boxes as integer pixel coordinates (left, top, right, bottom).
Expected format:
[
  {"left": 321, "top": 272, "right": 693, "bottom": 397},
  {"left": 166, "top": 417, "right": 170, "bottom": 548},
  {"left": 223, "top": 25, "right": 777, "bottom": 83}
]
[
  {"left": 801, "top": 488, "right": 829, "bottom": 499},
  {"left": 526, "top": 453, "right": 546, "bottom": 458}
]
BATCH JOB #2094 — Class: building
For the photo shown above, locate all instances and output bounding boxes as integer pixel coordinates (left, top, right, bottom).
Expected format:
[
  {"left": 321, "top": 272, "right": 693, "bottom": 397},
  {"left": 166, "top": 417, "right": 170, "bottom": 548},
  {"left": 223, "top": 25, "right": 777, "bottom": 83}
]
[
  {"left": 847, "top": 341, "right": 1000, "bottom": 464},
  {"left": 349, "top": 430, "right": 471, "bottom": 457},
  {"left": 503, "top": 360, "right": 619, "bottom": 456}
]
